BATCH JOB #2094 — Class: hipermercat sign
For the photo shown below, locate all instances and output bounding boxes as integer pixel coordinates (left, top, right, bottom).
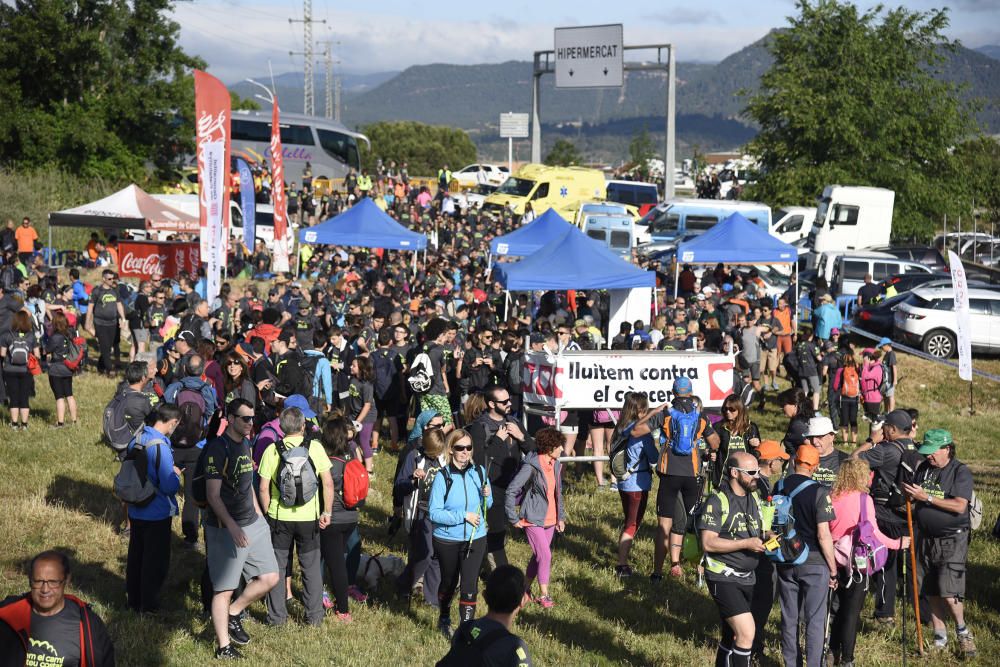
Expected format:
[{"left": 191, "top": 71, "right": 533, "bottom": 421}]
[
  {"left": 554, "top": 24, "right": 624, "bottom": 89},
  {"left": 521, "top": 350, "right": 735, "bottom": 409}
]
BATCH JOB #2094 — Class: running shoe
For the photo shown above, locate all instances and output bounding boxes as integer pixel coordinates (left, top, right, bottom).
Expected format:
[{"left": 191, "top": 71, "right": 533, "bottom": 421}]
[
  {"left": 215, "top": 645, "right": 244, "bottom": 660},
  {"left": 322, "top": 591, "right": 334, "bottom": 610},
  {"left": 333, "top": 611, "right": 353, "bottom": 623},
  {"left": 615, "top": 564, "right": 633, "bottom": 578},
  {"left": 958, "top": 631, "right": 977, "bottom": 658},
  {"left": 347, "top": 585, "right": 368, "bottom": 603},
  {"left": 535, "top": 595, "right": 555, "bottom": 608},
  {"left": 437, "top": 617, "right": 452, "bottom": 640},
  {"left": 227, "top": 613, "right": 250, "bottom": 646}
]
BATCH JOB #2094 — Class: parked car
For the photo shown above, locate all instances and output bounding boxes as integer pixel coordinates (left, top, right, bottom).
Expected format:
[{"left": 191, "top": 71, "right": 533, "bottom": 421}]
[
  {"left": 830, "top": 252, "right": 933, "bottom": 299},
  {"left": 451, "top": 163, "right": 509, "bottom": 188},
  {"left": 894, "top": 286, "right": 1000, "bottom": 357},
  {"left": 771, "top": 206, "right": 816, "bottom": 245},
  {"left": 866, "top": 245, "right": 947, "bottom": 272},
  {"left": 854, "top": 278, "right": 993, "bottom": 336},
  {"left": 454, "top": 183, "right": 498, "bottom": 210}
]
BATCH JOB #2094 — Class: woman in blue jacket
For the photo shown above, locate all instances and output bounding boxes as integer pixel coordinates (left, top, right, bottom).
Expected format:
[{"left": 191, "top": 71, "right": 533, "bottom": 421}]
[
  {"left": 505, "top": 427, "right": 565, "bottom": 608},
  {"left": 612, "top": 392, "right": 661, "bottom": 579},
  {"left": 428, "top": 428, "right": 492, "bottom": 638}
]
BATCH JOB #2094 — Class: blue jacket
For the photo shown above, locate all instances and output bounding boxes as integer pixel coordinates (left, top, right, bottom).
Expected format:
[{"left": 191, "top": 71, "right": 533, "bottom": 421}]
[
  {"left": 505, "top": 452, "right": 565, "bottom": 527},
  {"left": 429, "top": 463, "right": 493, "bottom": 542},
  {"left": 72, "top": 280, "right": 89, "bottom": 315},
  {"left": 164, "top": 376, "right": 218, "bottom": 420},
  {"left": 126, "top": 426, "right": 180, "bottom": 521},
  {"left": 616, "top": 422, "right": 660, "bottom": 493},
  {"left": 814, "top": 302, "right": 843, "bottom": 340},
  {"left": 303, "top": 349, "right": 333, "bottom": 405}
]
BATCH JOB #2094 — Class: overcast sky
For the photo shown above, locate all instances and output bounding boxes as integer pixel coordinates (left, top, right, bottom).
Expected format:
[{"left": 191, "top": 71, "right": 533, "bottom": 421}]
[{"left": 169, "top": 0, "right": 1000, "bottom": 83}]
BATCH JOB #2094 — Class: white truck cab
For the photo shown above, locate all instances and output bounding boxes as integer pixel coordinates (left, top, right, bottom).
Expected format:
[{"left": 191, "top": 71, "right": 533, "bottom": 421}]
[{"left": 805, "top": 186, "right": 894, "bottom": 265}]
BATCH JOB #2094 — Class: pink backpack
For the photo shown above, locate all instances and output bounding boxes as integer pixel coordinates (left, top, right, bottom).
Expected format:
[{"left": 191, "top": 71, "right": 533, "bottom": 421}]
[{"left": 835, "top": 493, "right": 889, "bottom": 586}]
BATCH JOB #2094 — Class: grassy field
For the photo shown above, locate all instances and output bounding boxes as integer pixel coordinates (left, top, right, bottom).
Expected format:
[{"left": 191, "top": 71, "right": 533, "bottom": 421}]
[{"left": 0, "top": 350, "right": 997, "bottom": 666}]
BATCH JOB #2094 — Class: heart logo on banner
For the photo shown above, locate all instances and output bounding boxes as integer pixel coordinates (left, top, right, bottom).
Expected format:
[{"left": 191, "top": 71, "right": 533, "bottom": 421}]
[{"left": 708, "top": 362, "right": 734, "bottom": 400}]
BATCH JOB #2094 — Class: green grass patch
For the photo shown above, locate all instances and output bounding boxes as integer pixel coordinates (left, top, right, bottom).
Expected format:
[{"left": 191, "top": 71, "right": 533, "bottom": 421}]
[{"left": 0, "top": 353, "right": 997, "bottom": 666}]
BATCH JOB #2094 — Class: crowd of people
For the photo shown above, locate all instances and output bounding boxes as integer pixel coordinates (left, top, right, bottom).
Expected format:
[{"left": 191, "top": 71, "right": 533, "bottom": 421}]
[{"left": 0, "top": 177, "right": 982, "bottom": 666}]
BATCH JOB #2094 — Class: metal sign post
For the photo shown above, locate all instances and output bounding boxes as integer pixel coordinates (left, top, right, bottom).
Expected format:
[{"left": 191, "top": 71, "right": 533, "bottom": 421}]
[{"left": 531, "top": 30, "right": 676, "bottom": 199}]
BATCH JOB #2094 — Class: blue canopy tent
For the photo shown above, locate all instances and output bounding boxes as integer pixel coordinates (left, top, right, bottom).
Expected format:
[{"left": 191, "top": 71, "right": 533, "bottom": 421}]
[
  {"left": 672, "top": 212, "right": 799, "bottom": 315},
  {"left": 299, "top": 197, "right": 428, "bottom": 250},
  {"left": 489, "top": 208, "right": 575, "bottom": 258},
  {"left": 494, "top": 225, "right": 655, "bottom": 290}
]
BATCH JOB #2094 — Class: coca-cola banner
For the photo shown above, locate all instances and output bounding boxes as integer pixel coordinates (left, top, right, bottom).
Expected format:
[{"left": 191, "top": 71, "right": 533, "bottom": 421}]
[
  {"left": 194, "top": 69, "right": 231, "bottom": 305},
  {"left": 119, "top": 241, "right": 201, "bottom": 281}
]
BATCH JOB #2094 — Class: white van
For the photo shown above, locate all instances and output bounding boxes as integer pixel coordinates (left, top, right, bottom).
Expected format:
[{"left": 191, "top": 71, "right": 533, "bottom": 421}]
[
  {"left": 583, "top": 215, "right": 635, "bottom": 259},
  {"left": 771, "top": 206, "right": 817, "bottom": 245},
  {"left": 830, "top": 252, "right": 933, "bottom": 298},
  {"left": 806, "top": 186, "right": 894, "bottom": 261},
  {"left": 637, "top": 198, "right": 772, "bottom": 244}
]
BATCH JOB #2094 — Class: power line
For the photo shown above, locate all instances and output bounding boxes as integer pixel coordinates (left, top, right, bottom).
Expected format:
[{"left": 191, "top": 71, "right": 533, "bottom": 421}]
[{"left": 288, "top": 0, "right": 326, "bottom": 116}]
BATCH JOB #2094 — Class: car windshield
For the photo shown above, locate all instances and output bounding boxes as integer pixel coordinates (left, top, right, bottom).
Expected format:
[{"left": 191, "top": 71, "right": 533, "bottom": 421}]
[{"left": 496, "top": 177, "right": 535, "bottom": 197}]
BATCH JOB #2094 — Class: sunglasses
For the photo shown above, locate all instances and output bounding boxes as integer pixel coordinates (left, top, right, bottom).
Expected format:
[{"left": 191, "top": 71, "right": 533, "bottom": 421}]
[
  {"left": 451, "top": 445, "right": 473, "bottom": 452},
  {"left": 733, "top": 467, "right": 760, "bottom": 476},
  {"left": 233, "top": 414, "right": 255, "bottom": 423},
  {"left": 724, "top": 407, "right": 739, "bottom": 413},
  {"left": 493, "top": 398, "right": 512, "bottom": 405}
]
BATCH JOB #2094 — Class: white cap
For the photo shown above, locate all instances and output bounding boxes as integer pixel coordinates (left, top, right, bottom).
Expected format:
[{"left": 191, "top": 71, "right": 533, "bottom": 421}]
[{"left": 804, "top": 416, "right": 836, "bottom": 437}]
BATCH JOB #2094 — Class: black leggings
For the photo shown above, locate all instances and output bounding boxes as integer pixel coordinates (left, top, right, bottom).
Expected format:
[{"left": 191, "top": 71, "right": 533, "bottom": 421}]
[
  {"left": 839, "top": 398, "right": 859, "bottom": 429},
  {"left": 320, "top": 521, "right": 356, "bottom": 614},
  {"left": 3, "top": 373, "right": 32, "bottom": 409},
  {"left": 434, "top": 536, "right": 487, "bottom": 622}
]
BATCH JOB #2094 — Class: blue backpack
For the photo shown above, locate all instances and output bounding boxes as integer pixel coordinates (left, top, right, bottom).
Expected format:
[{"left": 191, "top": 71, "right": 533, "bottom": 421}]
[
  {"left": 766, "top": 479, "right": 816, "bottom": 565},
  {"left": 667, "top": 408, "right": 700, "bottom": 456}
]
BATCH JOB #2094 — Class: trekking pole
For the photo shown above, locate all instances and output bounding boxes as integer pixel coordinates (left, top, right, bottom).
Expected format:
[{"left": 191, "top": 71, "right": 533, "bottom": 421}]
[
  {"left": 901, "top": 542, "right": 908, "bottom": 667},
  {"left": 821, "top": 588, "right": 834, "bottom": 667},
  {"left": 905, "top": 498, "right": 925, "bottom": 655}
]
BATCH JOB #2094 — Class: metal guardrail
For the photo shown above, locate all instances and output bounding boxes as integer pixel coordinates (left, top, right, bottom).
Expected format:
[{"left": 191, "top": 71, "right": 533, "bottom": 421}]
[{"left": 844, "top": 325, "right": 1000, "bottom": 384}]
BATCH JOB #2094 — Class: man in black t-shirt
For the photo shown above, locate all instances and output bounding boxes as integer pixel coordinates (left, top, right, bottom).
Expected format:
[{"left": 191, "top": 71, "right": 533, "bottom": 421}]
[
  {"left": 698, "top": 451, "right": 765, "bottom": 667},
  {"left": 856, "top": 273, "right": 882, "bottom": 307},
  {"left": 803, "top": 416, "right": 848, "bottom": 487},
  {"left": 903, "top": 430, "right": 976, "bottom": 658},
  {"left": 437, "top": 565, "right": 532, "bottom": 667},
  {"left": 85, "top": 269, "right": 126, "bottom": 375},
  {"left": 204, "top": 399, "right": 279, "bottom": 660},
  {"left": 776, "top": 445, "right": 837, "bottom": 667}
]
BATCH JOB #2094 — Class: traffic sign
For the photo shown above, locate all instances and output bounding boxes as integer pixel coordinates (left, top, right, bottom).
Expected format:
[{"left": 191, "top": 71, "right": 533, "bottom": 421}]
[
  {"left": 499, "top": 112, "right": 529, "bottom": 138},
  {"left": 554, "top": 24, "right": 623, "bottom": 89}
]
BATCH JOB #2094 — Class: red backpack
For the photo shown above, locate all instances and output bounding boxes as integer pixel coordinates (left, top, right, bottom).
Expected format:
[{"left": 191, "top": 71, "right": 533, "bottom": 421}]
[
  {"left": 62, "top": 333, "right": 87, "bottom": 372},
  {"left": 334, "top": 456, "right": 370, "bottom": 509},
  {"left": 841, "top": 366, "right": 860, "bottom": 399}
]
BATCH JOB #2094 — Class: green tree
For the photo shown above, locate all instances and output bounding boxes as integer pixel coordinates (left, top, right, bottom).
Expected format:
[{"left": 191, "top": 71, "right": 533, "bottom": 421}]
[
  {"left": 231, "top": 92, "right": 261, "bottom": 111},
  {"left": 0, "top": 0, "right": 204, "bottom": 180},
  {"left": 953, "top": 137, "right": 1000, "bottom": 229},
  {"left": 544, "top": 138, "right": 583, "bottom": 166},
  {"left": 743, "top": 1, "right": 977, "bottom": 240},
  {"left": 359, "top": 121, "right": 476, "bottom": 176},
  {"left": 629, "top": 130, "right": 656, "bottom": 179}
]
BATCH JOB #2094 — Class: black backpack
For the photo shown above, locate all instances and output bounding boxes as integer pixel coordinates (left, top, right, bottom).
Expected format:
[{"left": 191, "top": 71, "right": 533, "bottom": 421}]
[
  {"left": 299, "top": 353, "right": 325, "bottom": 414},
  {"left": 504, "top": 352, "right": 523, "bottom": 394},
  {"left": 436, "top": 621, "right": 513, "bottom": 667},
  {"left": 372, "top": 348, "right": 399, "bottom": 400},
  {"left": 6, "top": 333, "right": 32, "bottom": 373}
]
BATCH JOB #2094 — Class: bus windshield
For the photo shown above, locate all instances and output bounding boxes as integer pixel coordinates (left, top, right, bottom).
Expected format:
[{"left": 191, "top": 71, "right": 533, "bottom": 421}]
[
  {"left": 317, "top": 128, "right": 360, "bottom": 169},
  {"left": 496, "top": 177, "right": 535, "bottom": 197}
]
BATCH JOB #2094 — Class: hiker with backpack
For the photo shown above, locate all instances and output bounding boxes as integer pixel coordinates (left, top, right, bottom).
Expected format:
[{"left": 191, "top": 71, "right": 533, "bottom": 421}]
[
  {"left": 84, "top": 269, "right": 126, "bottom": 376},
  {"left": 649, "top": 377, "right": 720, "bottom": 580},
  {"left": 831, "top": 351, "right": 860, "bottom": 445},
  {"left": 372, "top": 328, "right": 405, "bottom": 451},
  {"left": 878, "top": 338, "right": 898, "bottom": 413},
  {"left": 851, "top": 408, "right": 920, "bottom": 626},
  {"left": 257, "top": 406, "right": 334, "bottom": 627},
  {"left": 44, "top": 310, "right": 80, "bottom": 427},
  {"left": 715, "top": 395, "right": 762, "bottom": 487},
  {"left": 412, "top": 318, "right": 453, "bottom": 427},
  {"left": 120, "top": 403, "right": 183, "bottom": 613},
  {"left": 319, "top": 415, "right": 370, "bottom": 621},
  {"left": 504, "top": 427, "right": 564, "bottom": 609},
  {"left": 271, "top": 329, "right": 308, "bottom": 402},
  {"left": 200, "top": 398, "right": 280, "bottom": 660},
  {"left": 778, "top": 388, "right": 815, "bottom": 458},
  {"left": 300, "top": 330, "right": 333, "bottom": 417},
  {"left": 802, "top": 417, "right": 849, "bottom": 488},
  {"left": 698, "top": 451, "right": 766, "bottom": 667},
  {"left": 470, "top": 384, "right": 535, "bottom": 574},
  {"left": 610, "top": 392, "right": 662, "bottom": 578},
  {"left": 774, "top": 445, "right": 839, "bottom": 667},
  {"left": 902, "top": 429, "right": 977, "bottom": 659},
  {"left": 795, "top": 327, "right": 823, "bottom": 412},
  {"left": 347, "top": 355, "right": 377, "bottom": 475},
  {"left": 435, "top": 565, "right": 534, "bottom": 667},
  {"left": 394, "top": 421, "right": 447, "bottom": 606},
  {"left": 429, "top": 428, "right": 492, "bottom": 639},
  {"left": 1, "top": 310, "right": 40, "bottom": 430},
  {"left": 829, "top": 459, "right": 909, "bottom": 667},
  {"left": 859, "top": 349, "right": 885, "bottom": 435}
]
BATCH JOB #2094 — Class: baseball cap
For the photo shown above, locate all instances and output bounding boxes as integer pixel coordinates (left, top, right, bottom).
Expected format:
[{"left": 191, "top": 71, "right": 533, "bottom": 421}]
[
  {"left": 831, "top": 328, "right": 840, "bottom": 336},
  {"left": 918, "top": 429, "right": 953, "bottom": 455},
  {"left": 878, "top": 337, "right": 892, "bottom": 347},
  {"left": 804, "top": 416, "right": 836, "bottom": 437},
  {"left": 672, "top": 377, "right": 693, "bottom": 396},
  {"left": 176, "top": 330, "right": 196, "bottom": 345},
  {"left": 696, "top": 293, "right": 706, "bottom": 301},
  {"left": 283, "top": 394, "right": 316, "bottom": 419},
  {"left": 574, "top": 319, "right": 587, "bottom": 328},
  {"left": 794, "top": 445, "right": 820, "bottom": 468},
  {"left": 529, "top": 332, "right": 546, "bottom": 345},
  {"left": 755, "top": 440, "right": 789, "bottom": 461},
  {"left": 277, "top": 328, "right": 295, "bottom": 344},
  {"left": 884, "top": 409, "right": 913, "bottom": 432}
]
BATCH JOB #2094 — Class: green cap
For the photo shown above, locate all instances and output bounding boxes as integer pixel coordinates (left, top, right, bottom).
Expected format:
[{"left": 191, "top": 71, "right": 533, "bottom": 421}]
[{"left": 918, "top": 429, "right": 953, "bottom": 455}]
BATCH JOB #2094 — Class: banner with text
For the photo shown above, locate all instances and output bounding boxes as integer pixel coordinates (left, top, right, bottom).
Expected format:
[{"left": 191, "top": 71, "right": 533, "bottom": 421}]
[
  {"left": 270, "top": 98, "right": 290, "bottom": 273},
  {"left": 236, "top": 158, "right": 255, "bottom": 250},
  {"left": 194, "top": 69, "right": 231, "bottom": 305},
  {"left": 521, "top": 350, "right": 735, "bottom": 409},
  {"left": 119, "top": 241, "right": 201, "bottom": 281},
  {"left": 948, "top": 250, "right": 973, "bottom": 381}
]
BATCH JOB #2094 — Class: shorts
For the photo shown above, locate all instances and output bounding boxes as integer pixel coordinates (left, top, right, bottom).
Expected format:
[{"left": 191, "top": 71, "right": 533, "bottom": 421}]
[
  {"left": 863, "top": 401, "right": 881, "bottom": 421},
  {"left": 131, "top": 328, "right": 150, "bottom": 344},
  {"left": 708, "top": 578, "right": 755, "bottom": 619},
  {"left": 919, "top": 531, "right": 969, "bottom": 599},
  {"left": 557, "top": 410, "right": 580, "bottom": 435},
  {"left": 739, "top": 355, "right": 761, "bottom": 381},
  {"left": 49, "top": 375, "right": 73, "bottom": 400},
  {"left": 419, "top": 393, "right": 453, "bottom": 426},
  {"left": 777, "top": 335, "right": 792, "bottom": 355},
  {"left": 656, "top": 474, "right": 700, "bottom": 519},
  {"left": 799, "top": 375, "right": 821, "bottom": 394},
  {"left": 375, "top": 395, "right": 405, "bottom": 419},
  {"left": 761, "top": 348, "right": 780, "bottom": 374},
  {"left": 884, "top": 385, "right": 895, "bottom": 398},
  {"left": 206, "top": 515, "right": 279, "bottom": 592}
]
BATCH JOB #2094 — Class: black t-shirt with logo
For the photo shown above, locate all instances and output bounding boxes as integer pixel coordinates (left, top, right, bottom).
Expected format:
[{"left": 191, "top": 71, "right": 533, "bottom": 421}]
[
  {"left": 813, "top": 449, "right": 849, "bottom": 487},
  {"left": 203, "top": 433, "right": 257, "bottom": 528},
  {"left": 90, "top": 286, "right": 120, "bottom": 326},
  {"left": 779, "top": 473, "right": 836, "bottom": 565},
  {"left": 27, "top": 603, "right": 81, "bottom": 667},
  {"left": 698, "top": 485, "right": 763, "bottom": 583},
  {"left": 913, "top": 458, "right": 973, "bottom": 537}
]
